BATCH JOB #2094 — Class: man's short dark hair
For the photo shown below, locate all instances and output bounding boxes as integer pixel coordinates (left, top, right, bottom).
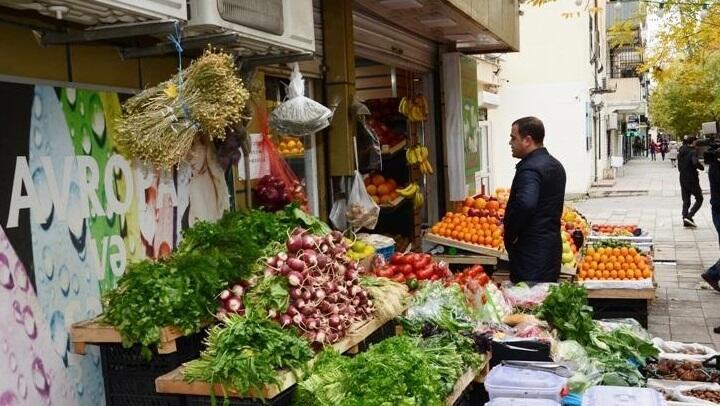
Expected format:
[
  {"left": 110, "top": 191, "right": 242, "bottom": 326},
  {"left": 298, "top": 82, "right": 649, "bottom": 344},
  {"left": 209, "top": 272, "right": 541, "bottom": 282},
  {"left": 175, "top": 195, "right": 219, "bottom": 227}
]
[
  {"left": 684, "top": 136, "right": 696, "bottom": 145},
  {"left": 512, "top": 116, "right": 545, "bottom": 144}
]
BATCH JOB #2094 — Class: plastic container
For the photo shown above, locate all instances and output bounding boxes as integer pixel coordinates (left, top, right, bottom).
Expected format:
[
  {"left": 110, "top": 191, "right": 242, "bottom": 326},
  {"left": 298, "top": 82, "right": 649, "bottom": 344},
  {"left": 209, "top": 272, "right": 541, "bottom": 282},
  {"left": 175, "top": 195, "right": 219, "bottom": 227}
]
[
  {"left": 358, "top": 233, "right": 396, "bottom": 261},
  {"left": 582, "top": 386, "right": 665, "bottom": 406},
  {"left": 486, "top": 399, "right": 561, "bottom": 406},
  {"left": 484, "top": 366, "right": 567, "bottom": 402}
]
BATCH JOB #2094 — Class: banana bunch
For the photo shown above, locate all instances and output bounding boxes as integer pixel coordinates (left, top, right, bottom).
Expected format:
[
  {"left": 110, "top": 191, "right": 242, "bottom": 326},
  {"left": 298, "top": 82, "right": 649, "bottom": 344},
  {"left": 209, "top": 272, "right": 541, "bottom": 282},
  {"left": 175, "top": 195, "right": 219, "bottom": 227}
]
[
  {"left": 399, "top": 95, "right": 429, "bottom": 122},
  {"left": 397, "top": 182, "right": 425, "bottom": 209},
  {"left": 406, "top": 144, "right": 434, "bottom": 175}
]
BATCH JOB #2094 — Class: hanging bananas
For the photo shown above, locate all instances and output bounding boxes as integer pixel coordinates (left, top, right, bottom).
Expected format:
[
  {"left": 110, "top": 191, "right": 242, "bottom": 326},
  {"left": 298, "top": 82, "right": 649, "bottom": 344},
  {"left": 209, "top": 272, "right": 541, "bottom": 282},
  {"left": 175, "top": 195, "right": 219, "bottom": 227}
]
[
  {"left": 405, "top": 144, "right": 434, "bottom": 175},
  {"left": 399, "top": 95, "right": 429, "bottom": 122},
  {"left": 396, "top": 182, "right": 425, "bottom": 209}
]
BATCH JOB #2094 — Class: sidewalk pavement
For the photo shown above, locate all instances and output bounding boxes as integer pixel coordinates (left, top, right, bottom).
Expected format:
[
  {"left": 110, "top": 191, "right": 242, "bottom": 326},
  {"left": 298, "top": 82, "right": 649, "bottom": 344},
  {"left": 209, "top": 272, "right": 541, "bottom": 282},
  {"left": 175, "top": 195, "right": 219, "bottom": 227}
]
[{"left": 573, "top": 157, "right": 720, "bottom": 350}]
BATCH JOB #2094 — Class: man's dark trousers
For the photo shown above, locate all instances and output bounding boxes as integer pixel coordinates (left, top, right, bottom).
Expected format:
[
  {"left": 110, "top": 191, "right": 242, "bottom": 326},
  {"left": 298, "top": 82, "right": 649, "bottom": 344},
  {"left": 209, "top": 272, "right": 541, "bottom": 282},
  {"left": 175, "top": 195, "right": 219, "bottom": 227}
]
[{"left": 681, "top": 178, "right": 703, "bottom": 220}]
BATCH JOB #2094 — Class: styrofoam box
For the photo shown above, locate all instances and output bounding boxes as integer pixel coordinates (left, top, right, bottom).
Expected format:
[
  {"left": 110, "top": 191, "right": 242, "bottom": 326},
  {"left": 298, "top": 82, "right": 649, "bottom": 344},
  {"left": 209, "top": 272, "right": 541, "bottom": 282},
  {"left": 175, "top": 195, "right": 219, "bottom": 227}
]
[
  {"left": 582, "top": 386, "right": 666, "bottom": 406},
  {"left": 486, "top": 398, "right": 561, "bottom": 406},
  {"left": 485, "top": 366, "right": 567, "bottom": 402}
]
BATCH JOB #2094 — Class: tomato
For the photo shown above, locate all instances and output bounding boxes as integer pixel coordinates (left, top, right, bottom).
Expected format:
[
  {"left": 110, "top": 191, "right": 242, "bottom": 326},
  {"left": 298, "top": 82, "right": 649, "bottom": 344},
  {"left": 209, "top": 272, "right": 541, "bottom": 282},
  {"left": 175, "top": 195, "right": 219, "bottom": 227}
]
[
  {"left": 391, "top": 274, "right": 406, "bottom": 283},
  {"left": 376, "top": 267, "right": 395, "bottom": 278},
  {"left": 406, "top": 272, "right": 417, "bottom": 280},
  {"left": 479, "top": 274, "right": 490, "bottom": 286},
  {"left": 416, "top": 266, "right": 434, "bottom": 280},
  {"left": 429, "top": 274, "right": 440, "bottom": 281},
  {"left": 399, "top": 264, "right": 414, "bottom": 275},
  {"left": 415, "top": 255, "right": 432, "bottom": 269},
  {"left": 390, "top": 253, "right": 404, "bottom": 265}
]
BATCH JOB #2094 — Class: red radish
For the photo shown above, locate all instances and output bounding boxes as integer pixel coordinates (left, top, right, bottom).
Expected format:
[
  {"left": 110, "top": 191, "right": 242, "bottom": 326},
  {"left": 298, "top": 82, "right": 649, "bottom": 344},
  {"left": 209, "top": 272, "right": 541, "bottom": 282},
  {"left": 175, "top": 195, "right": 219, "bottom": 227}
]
[
  {"left": 314, "top": 288, "right": 326, "bottom": 300},
  {"left": 290, "top": 287, "right": 302, "bottom": 300},
  {"left": 227, "top": 298, "right": 242, "bottom": 312},
  {"left": 287, "top": 235, "right": 303, "bottom": 253},
  {"left": 300, "top": 306, "right": 315, "bottom": 316},
  {"left": 219, "top": 290, "right": 231, "bottom": 301},
  {"left": 287, "top": 306, "right": 299, "bottom": 317},
  {"left": 279, "top": 315, "right": 292, "bottom": 327},
  {"left": 302, "top": 289, "right": 312, "bottom": 300},
  {"left": 295, "top": 298, "right": 307, "bottom": 309},
  {"left": 277, "top": 252, "right": 288, "bottom": 261},
  {"left": 327, "top": 332, "right": 339, "bottom": 343},
  {"left": 302, "top": 235, "right": 316, "bottom": 250},
  {"left": 293, "top": 314, "right": 305, "bottom": 325},
  {"left": 232, "top": 283, "right": 245, "bottom": 297},
  {"left": 267, "top": 257, "right": 278, "bottom": 267},
  {"left": 280, "top": 264, "right": 292, "bottom": 276},
  {"left": 316, "top": 254, "right": 330, "bottom": 269},
  {"left": 268, "top": 309, "right": 277, "bottom": 319},
  {"left": 306, "top": 318, "right": 318, "bottom": 330},
  {"left": 288, "top": 271, "right": 303, "bottom": 286},
  {"left": 287, "top": 258, "right": 306, "bottom": 272},
  {"left": 315, "top": 331, "right": 326, "bottom": 343}
]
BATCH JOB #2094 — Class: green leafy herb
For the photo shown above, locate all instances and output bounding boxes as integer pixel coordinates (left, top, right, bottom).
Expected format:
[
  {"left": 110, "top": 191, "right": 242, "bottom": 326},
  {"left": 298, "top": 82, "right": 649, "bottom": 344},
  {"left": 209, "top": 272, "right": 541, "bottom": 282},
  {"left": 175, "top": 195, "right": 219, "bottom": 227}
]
[
  {"left": 243, "top": 275, "right": 290, "bottom": 318},
  {"left": 183, "top": 315, "right": 314, "bottom": 399},
  {"left": 400, "top": 282, "right": 475, "bottom": 334},
  {"left": 535, "top": 283, "right": 595, "bottom": 346}
]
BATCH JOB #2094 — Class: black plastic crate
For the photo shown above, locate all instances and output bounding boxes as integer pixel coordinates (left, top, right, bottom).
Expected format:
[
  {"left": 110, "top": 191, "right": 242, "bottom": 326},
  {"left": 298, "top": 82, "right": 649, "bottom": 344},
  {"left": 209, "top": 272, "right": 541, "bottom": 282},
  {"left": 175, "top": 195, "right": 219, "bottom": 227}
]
[
  {"left": 589, "top": 298, "right": 648, "bottom": 327},
  {"left": 107, "top": 394, "right": 185, "bottom": 406},
  {"left": 184, "top": 387, "right": 295, "bottom": 406},
  {"left": 357, "top": 319, "right": 397, "bottom": 352},
  {"left": 101, "top": 330, "right": 206, "bottom": 404}
]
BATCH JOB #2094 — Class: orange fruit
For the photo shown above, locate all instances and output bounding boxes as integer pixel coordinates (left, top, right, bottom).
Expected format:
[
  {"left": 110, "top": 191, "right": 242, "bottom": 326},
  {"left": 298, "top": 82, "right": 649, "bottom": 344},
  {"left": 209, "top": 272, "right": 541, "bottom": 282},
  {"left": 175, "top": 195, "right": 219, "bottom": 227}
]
[
  {"left": 610, "top": 270, "right": 618, "bottom": 279},
  {"left": 451, "top": 230, "right": 459, "bottom": 239},
  {"left": 579, "top": 270, "right": 587, "bottom": 278},
  {"left": 464, "top": 197, "right": 475, "bottom": 207},
  {"left": 592, "top": 253, "right": 601, "bottom": 262},
  {"left": 600, "top": 255, "right": 608, "bottom": 263},
  {"left": 590, "top": 261, "right": 598, "bottom": 270},
  {"left": 485, "top": 236, "right": 493, "bottom": 245},
  {"left": 380, "top": 195, "right": 392, "bottom": 204},
  {"left": 372, "top": 174, "right": 385, "bottom": 186},
  {"left": 629, "top": 247, "right": 638, "bottom": 256},
  {"left": 598, "top": 263, "right": 606, "bottom": 271},
  {"left": 617, "top": 270, "right": 626, "bottom": 279},
  {"left": 388, "top": 179, "right": 398, "bottom": 190},
  {"left": 620, "top": 247, "right": 629, "bottom": 256},
  {"left": 582, "top": 262, "right": 590, "bottom": 271},
  {"left": 471, "top": 235, "right": 479, "bottom": 244},
  {"left": 473, "top": 198, "right": 487, "bottom": 210},
  {"left": 606, "top": 263, "right": 614, "bottom": 271},
  {"left": 588, "top": 270, "right": 596, "bottom": 278},
  {"left": 371, "top": 196, "right": 380, "bottom": 204},
  {"left": 377, "top": 184, "right": 390, "bottom": 196},
  {"left": 612, "top": 248, "right": 621, "bottom": 256},
  {"left": 602, "top": 270, "right": 610, "bottom": 279},
  {"left": 366, "top": 184, "right": 377, "bottom": 195},
  {"left": 642, "top": 269, "right": 652, "bottom": 278},
  {"left": 627, "top": 270, "right": 635, "bottom": 279},
  {"left": 618, "top": 256, "right": 625, "bottom": 263}
]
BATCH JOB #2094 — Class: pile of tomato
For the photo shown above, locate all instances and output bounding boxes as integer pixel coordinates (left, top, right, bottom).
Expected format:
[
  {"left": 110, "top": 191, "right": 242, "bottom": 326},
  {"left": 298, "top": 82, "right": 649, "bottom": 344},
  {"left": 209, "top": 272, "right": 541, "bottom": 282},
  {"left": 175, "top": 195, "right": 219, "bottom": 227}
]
[{"left": 374, "top": 252, "right": 451, "bottom": 288}]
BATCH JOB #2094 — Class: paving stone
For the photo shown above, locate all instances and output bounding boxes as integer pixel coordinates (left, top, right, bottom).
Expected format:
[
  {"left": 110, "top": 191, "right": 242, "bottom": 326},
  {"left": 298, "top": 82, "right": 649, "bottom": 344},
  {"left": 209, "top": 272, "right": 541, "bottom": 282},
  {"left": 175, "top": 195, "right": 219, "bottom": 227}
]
[{"left": 649, "top": 315, "right": 670, "bottom": 325}]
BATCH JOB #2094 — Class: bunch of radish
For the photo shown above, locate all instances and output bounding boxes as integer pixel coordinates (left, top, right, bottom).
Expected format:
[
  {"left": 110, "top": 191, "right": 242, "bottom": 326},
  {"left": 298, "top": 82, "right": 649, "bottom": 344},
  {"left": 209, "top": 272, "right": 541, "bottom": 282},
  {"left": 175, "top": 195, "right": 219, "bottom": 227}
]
[
  {"left": 216, "top": 281, "right": 249, "bottom": 320},
  {"left": 265, "top": 228, "right": 374, "bottom": 346}
]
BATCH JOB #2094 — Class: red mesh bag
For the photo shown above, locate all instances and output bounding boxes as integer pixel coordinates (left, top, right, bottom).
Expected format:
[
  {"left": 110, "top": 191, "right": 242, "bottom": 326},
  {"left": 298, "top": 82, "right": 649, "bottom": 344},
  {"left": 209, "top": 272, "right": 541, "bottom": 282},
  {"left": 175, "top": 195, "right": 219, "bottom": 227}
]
[{"left": 254, "top": 108, "right": 309, "bottom": 211}]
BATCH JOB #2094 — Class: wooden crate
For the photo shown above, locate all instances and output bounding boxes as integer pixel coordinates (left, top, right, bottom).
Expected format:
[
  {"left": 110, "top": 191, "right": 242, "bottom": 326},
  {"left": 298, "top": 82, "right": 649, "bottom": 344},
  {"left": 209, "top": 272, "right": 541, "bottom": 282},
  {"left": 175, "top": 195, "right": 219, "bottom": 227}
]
[
  {"left": 71, "top": 316, "right": 187, "bottom": 355},
  {"left": 445, "top": 356, "right": 491, "bottom": 406},
  {"left": 424, "top": 233, "right": 509, "bottom": 261},
  {"left": 155, "top": 310, "right": 406, "bottom": 399}
]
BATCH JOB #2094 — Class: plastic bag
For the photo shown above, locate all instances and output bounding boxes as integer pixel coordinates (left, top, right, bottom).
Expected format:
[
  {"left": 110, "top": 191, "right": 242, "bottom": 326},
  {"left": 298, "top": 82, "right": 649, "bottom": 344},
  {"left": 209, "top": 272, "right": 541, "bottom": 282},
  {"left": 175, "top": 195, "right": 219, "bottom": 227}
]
[
  {"left": 329, "top": 198, "right": 348, "bottom": 230},
  {"left": 501, "top": 282, "right": 555, "bottom": 310},
  {"left": 672, "top": 383, "right": 720, "bottom": 405},
  {"left": 345, "top": 170, "right": 379, "bottom": 230},
  {"left": 555, "top": 340, "right": 603, "bottom": 393},
  {"left": 652, "top": 337, "right": 718, "bottom": 362},
  {"left": 255, "top": 108, "right": 309, "bottom": 211},
  {"left": 270, "top": 63, "right": 333, "bottom": 135},
  {"left": 595, "top": 318, "right": 652, "bottom": 341}
]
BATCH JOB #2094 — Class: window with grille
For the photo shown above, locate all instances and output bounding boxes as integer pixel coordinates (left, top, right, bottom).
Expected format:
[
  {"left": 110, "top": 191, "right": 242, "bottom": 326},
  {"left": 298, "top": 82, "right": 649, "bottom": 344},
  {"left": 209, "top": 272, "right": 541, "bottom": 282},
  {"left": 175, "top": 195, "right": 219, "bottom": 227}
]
[{"left": 610, "top": 44, "right": 643, "bottom": 78}]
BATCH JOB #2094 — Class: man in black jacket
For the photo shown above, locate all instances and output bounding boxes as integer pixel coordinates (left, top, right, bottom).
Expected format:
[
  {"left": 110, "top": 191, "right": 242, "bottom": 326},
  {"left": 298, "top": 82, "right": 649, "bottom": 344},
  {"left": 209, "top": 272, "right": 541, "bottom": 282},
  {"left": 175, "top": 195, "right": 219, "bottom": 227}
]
[
  {"left": 701, "top": 142, "right": 720, "bottom": 294},
  {"left": 678, "top": 136, "right": 704, "bottom": 227},
  {"left": 504, "top": 117, "right": 567, "bottom": 283}
]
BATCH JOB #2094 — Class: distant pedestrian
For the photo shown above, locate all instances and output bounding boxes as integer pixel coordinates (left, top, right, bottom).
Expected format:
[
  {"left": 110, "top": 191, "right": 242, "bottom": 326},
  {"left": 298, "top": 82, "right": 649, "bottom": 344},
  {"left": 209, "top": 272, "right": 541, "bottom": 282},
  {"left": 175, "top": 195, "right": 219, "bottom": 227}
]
[
  {"left": 678, "top": 136, "right": 704, "bottom": 227},
  {"left": 661, "top": 141, "right": 668, "bottom": 161},
  {"left": 668, "top": 141, "right": 678, "bottom": 168},
  {"left": 649, "top": 141, "right": 657, "bottom": 160},
  {"left": 701, "top": 141, "right": 720, "bottom": 294}
]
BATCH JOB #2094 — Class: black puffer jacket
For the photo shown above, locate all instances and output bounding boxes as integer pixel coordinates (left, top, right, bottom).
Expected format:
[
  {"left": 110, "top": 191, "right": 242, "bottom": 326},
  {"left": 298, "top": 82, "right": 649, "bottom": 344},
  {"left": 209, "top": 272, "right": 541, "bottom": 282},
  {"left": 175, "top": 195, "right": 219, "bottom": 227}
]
[
  {"left": 503, "top": 148, "right": 567, "bottom": 283},
  {"left": 678, "top": 145, "right": 704, "bottom": 183}
]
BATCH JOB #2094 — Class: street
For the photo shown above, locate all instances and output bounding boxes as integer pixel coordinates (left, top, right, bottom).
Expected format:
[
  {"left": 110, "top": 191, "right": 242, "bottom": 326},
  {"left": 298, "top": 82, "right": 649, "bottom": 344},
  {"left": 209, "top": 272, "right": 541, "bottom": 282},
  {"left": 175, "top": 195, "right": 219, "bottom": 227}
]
[{"left": 574, "top": 157, "right": 720, "bottom": 349}]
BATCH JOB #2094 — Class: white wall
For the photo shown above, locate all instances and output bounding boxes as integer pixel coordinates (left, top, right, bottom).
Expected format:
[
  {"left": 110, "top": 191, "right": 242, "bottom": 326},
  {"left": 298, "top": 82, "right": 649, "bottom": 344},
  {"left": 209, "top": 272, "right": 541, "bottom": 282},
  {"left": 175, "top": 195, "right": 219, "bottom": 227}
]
[{"left": 488, "top": 0, "right": 598, "bottom": 195}]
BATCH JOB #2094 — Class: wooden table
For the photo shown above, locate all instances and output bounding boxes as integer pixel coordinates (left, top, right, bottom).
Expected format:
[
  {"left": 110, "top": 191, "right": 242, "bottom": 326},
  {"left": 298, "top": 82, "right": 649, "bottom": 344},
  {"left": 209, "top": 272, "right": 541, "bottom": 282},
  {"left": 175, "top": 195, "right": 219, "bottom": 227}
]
[
  {"left": 155, "top": 311, "right": 404, "bottom": 399},
  {"left": 445, "top": 356, "right": 491, "bottom": 406},
  {"left": 70, "top": 316, "right": 187, "bottom": 354}
]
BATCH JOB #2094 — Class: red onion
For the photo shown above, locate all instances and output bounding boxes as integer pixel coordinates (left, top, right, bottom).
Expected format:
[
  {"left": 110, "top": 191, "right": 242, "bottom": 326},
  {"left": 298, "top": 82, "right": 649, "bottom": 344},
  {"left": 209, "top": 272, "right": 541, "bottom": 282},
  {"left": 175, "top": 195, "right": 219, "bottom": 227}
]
[
  {"left": 288, "top": 271, "right": 303, "bottom": 286},
  {"left": 287, "top": 258, "right": 306, "bottom": 272},
  {"left": 219, "top": 290, "right": 231, "bottom": 301}
]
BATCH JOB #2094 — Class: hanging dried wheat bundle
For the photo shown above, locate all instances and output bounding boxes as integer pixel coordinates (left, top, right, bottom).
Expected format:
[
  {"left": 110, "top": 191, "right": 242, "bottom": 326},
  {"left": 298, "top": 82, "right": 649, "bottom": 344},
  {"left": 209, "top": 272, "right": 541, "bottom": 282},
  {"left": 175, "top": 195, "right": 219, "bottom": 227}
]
[{"left": 116, "top": 49, "right": 250, "bottom": 168}]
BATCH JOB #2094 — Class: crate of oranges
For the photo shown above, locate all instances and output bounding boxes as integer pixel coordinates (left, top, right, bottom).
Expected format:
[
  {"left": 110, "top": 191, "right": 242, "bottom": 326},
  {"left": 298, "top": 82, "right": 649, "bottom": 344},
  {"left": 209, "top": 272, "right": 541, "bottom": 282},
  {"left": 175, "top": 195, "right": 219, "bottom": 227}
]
[
  {"left": 576, "top": 243, "right": 654, "bottom": 287},
  {"left": 426, "top": 211, "right": 506, "bottom": 259}
]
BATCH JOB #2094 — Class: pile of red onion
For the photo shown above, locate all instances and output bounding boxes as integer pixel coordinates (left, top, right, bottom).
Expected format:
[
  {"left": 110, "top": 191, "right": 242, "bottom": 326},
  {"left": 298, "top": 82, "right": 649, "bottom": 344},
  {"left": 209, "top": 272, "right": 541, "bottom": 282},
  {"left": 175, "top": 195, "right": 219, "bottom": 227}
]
[
  {"left": 254, "top": 175, "right": 292, "bottom": 212},
  {"left": 265, "top": 228, "right": 373, "bottom": 346}
]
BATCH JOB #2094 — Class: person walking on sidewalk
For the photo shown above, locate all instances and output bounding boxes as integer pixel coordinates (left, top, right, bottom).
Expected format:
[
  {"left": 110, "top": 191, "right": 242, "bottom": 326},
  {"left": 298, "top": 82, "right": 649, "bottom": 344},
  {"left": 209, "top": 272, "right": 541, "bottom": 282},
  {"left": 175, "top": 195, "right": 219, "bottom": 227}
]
[
  {"left": 678, "top": 136, "right": 704, "bottom": 227},
  {"left": 504, "top": 116, "right": 567, "bottom": 283},
  {"left": 668, "top": 141, "right": 679, "bottom": 168},
  {"left": 650, "top": 141, "right": 657, "bottom": 160},
  {"left": 660, "top": 140, "right": 668, "bottom": 161}
]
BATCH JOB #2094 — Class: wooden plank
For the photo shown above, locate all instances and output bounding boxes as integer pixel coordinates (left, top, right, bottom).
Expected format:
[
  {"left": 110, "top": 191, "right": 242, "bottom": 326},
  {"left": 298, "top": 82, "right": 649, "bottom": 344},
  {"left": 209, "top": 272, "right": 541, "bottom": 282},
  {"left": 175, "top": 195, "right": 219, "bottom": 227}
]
[
  {"left": 381, "top": 139, "right": 407, "bottom": 156},
  {"left": 434, "top": 255, "right": 497, "bottom": 266},
  {"left": 357, "top": 76, "right": 392, "bottom": 89},
  {"left": 446, "top": 368, "right": 477, "bottom": 406},
  {"left": 425, "top": 233, "right": 508, "bottom": 261},
  {"left": 156, "top": 310, "right": 406, "bottom": 399},
  {"left": 70, "top": 315, "right": 188, "bottom": 355},
  {"left": 586, "top": 287, "right": 656, "bottom": 299}
]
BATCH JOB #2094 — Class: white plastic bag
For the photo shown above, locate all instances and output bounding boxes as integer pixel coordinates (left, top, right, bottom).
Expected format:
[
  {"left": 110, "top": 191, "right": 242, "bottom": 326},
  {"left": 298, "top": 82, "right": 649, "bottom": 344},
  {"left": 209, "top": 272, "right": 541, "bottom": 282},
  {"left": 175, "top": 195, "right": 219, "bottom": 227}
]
[
  {"left": 672, "top": 383, "right": 720, "bottom": 405},
  {"left": 345, "top": 170, "right": 380, "bottom": 230},
  {"left": 329, "top": 198, "right": 348, "bottom": 230},
  {"left": 270, "top": 63, "right": 333, "bottom": 135},
  {"left": 652, "top": 337, "right": 718, "bottom": 362}
]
